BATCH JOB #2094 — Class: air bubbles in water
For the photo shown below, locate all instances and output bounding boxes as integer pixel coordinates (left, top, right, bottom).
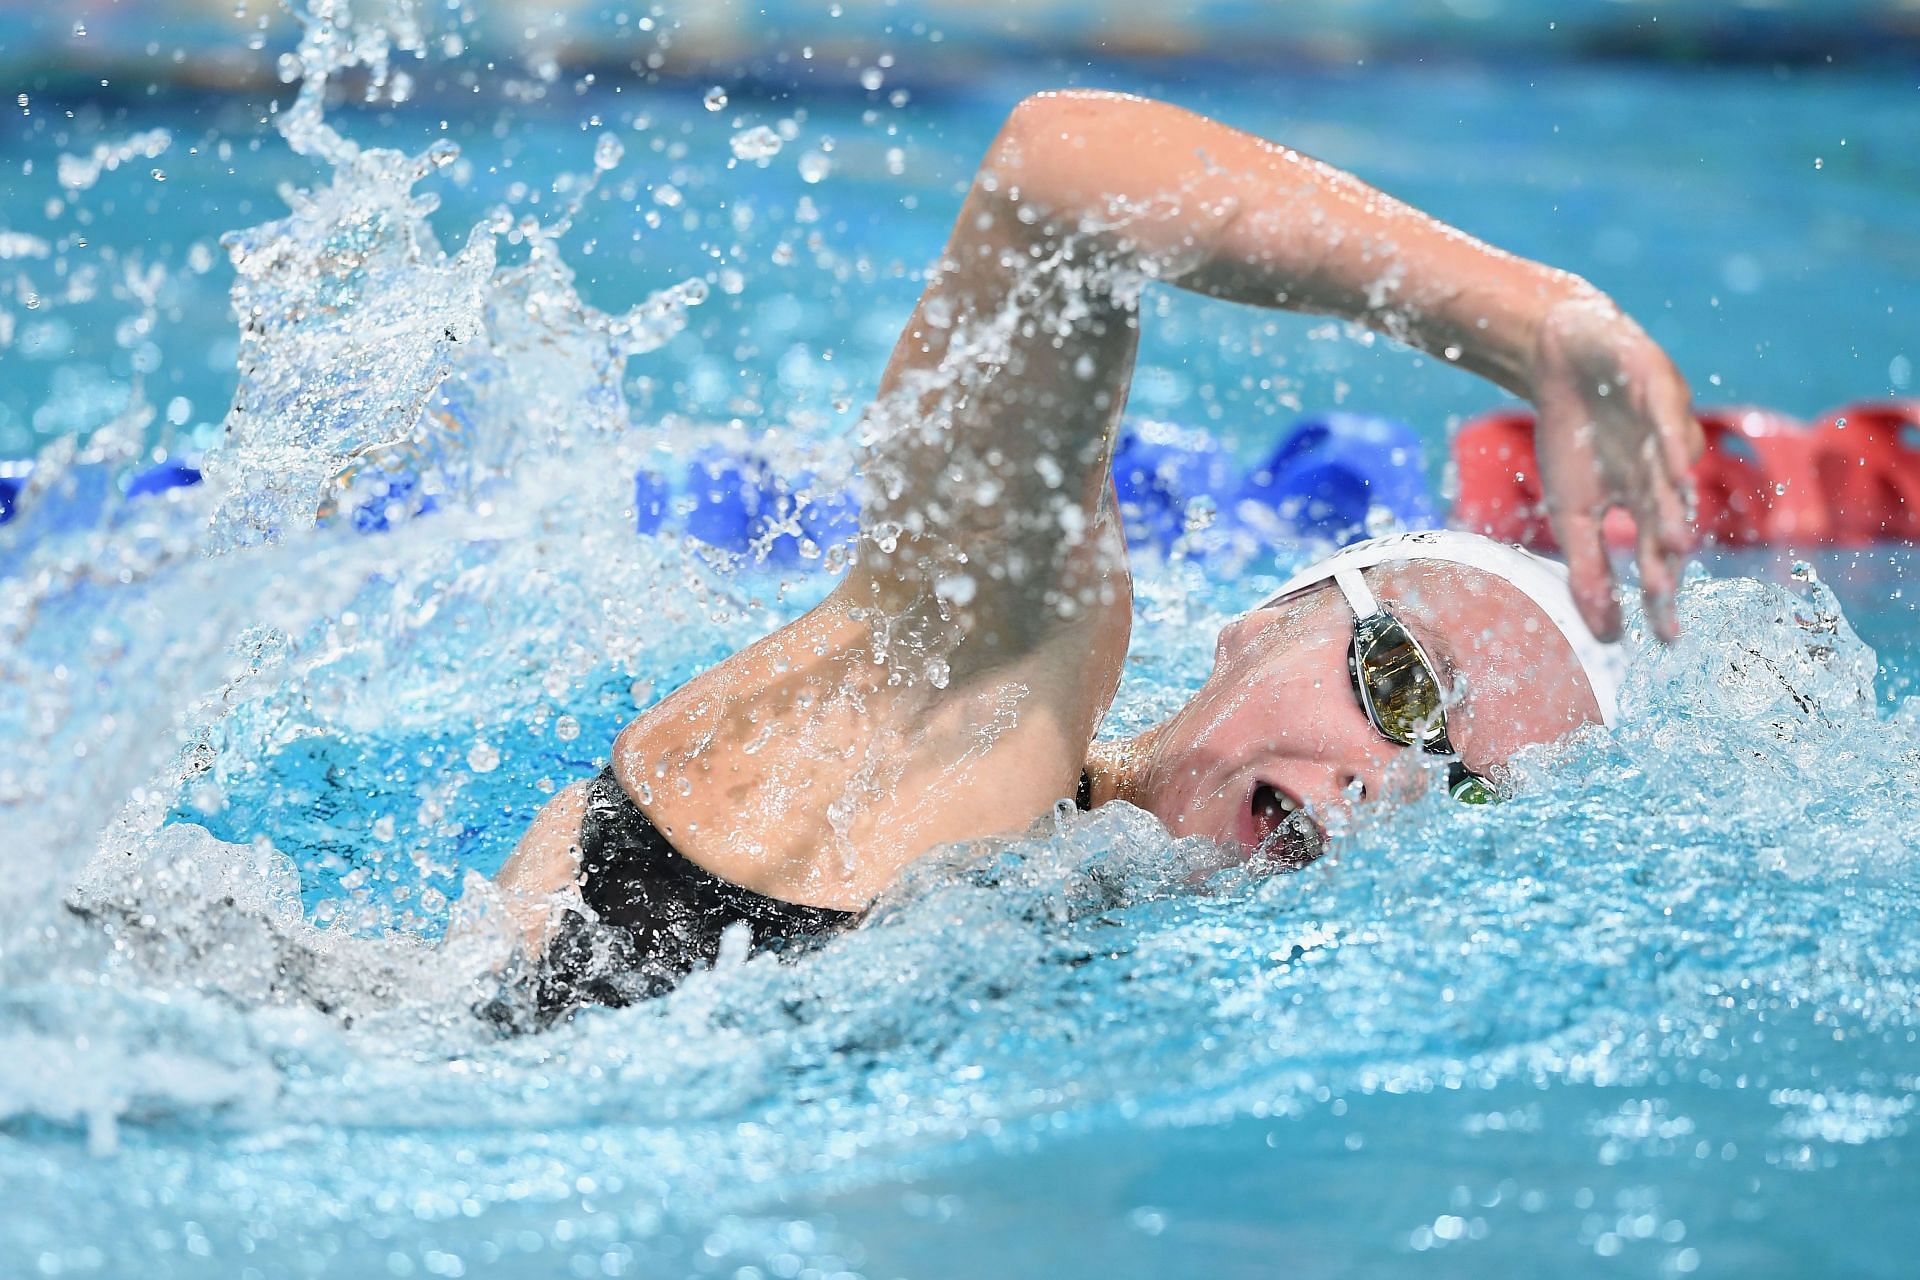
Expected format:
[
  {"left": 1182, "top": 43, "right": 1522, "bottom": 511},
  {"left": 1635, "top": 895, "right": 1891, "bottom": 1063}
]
[
  {"left": 554, "top": 715, "right": 580, "bottom": 742},
  {"left": 798, "top": 151, "right": 831, "bottom": 184},
  {"left": 703, "top": 86, "right": 729, "bottom": 112},
  {"left": 593, "top": 133, "right": 624, "bottom": 171},
  {"left": 466, "top": 742, "right": 500, "bottom": 774}
]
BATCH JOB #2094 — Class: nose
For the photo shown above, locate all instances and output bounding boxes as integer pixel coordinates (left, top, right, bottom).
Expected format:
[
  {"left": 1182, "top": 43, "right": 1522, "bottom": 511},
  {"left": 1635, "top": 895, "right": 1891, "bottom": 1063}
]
[{"left": 1293, "top": 738, "right": 1415, "bottom": 825}]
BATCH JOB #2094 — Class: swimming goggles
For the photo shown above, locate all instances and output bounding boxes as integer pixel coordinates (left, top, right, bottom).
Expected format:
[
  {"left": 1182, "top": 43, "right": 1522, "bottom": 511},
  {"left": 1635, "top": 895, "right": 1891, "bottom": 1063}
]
[{"left": 1274, "top": 565, "right": 1499, "bottom": 805}]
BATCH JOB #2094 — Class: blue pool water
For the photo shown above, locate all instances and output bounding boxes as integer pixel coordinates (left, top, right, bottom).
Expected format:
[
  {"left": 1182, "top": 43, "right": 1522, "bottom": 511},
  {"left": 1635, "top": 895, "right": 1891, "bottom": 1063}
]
[{"left": 3, "top": 6, "right": 1919, "bottom": 1278}]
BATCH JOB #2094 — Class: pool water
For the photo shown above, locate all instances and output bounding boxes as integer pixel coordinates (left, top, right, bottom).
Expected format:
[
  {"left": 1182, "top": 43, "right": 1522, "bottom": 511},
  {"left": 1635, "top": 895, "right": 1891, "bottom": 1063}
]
[{"left": 3, "top": 5, "right": 1919, "bottom": 1277}]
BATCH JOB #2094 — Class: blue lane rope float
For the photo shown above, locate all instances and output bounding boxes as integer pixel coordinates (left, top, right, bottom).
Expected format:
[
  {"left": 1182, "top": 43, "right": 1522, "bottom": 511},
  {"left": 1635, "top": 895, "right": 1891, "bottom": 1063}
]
[
  {"left": 1233, "top": 412, "right": 1436, "bottom": 546},
  {"left": 1110, "top": 419, "right": 1239, "bottom": 551},
  {"left": 17, "top": 401, "right": 1920, "bottom": 555},
  {"left": 123, "top": 460, "right": 205, "bottom": 500},
  {"left": 0, "top": 414, "right": 1441, "bottom": 556}
]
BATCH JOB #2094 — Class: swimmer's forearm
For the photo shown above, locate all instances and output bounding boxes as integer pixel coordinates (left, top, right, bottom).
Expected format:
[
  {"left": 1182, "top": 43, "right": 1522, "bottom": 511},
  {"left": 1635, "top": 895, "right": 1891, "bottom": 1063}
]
[{"left": 986, "top": 90, "right": 1591, "bottom": 396}]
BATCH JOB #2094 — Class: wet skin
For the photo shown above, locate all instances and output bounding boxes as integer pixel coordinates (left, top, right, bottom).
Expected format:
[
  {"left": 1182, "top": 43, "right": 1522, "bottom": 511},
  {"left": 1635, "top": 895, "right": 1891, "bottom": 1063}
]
[
  {"left": 1115, "top": 560, "right": 1606, "bottom": 867},
  {"left": 495, "top": 90, "right": 1696, "bottom": 947}
]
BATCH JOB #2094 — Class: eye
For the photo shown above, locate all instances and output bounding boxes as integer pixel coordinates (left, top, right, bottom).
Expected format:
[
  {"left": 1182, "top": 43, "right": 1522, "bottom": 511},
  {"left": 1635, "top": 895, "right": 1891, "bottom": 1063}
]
[{"left": 1251, "top": 784, "right": 1328, "bottom": 871}]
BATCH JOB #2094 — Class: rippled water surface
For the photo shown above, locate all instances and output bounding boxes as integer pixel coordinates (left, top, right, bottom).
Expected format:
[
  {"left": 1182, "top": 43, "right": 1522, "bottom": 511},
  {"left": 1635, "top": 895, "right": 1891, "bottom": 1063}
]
[{"left": 3, "top": 4, "right": 1918, "bottom": 1277}]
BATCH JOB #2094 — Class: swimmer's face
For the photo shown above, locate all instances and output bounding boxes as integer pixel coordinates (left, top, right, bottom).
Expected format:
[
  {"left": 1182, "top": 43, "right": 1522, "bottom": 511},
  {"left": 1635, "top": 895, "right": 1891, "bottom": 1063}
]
[{"left": 1132, "top": 562, "right": 1604, "bottom": 870}]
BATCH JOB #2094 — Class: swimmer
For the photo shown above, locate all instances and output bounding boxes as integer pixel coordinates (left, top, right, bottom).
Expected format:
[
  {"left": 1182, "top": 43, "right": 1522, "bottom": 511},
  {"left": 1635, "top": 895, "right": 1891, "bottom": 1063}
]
[{"left": 490, "top": 90, "right": 1701, "bottom": 1016}]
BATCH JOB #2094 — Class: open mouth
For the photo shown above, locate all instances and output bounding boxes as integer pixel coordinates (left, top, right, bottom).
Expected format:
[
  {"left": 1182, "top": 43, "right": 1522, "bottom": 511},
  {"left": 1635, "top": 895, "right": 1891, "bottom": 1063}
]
[{"left": 1250, "top": 782, "right": 1329, "bottom": 870}]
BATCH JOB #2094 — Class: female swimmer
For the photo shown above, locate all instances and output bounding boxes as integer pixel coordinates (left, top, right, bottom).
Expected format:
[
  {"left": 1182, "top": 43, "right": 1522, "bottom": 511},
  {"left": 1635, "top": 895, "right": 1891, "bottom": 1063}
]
[{"left": 489, "top": 90, "right": 1702, "bottom": 1015}]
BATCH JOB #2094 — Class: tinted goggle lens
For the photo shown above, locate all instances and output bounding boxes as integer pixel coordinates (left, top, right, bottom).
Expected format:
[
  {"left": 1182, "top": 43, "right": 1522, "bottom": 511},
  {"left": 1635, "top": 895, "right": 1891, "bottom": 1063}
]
[
  {"left": 1351, "top": 615, "right": 1450, "bottom": 750},
  {"left": 1351, "top": 614, "right": 1500, "bottom": 803},
  {"left": 1448, "top": 764, "right": 1498, "bottom": 804}
]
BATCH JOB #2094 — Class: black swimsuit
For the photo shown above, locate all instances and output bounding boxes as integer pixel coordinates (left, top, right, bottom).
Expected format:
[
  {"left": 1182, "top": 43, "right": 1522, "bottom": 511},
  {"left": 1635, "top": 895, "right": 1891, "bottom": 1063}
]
[
  {"left": 526, "top": 765, "right": 1094, "bottom": 1021},
  {"left": 527, "top": 767, "right": 859, "bottom": 1018}
]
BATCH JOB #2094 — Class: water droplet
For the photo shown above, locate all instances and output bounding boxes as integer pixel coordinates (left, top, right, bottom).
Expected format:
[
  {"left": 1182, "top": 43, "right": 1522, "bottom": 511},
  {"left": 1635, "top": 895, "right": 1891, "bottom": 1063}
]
[
  {"left": 150, "top": 168, "right": 166, "bottom": 182},
  {"left": 729, "top": 124, "right": 782, "bottom": 162},
  {"left": 703, "top": 86, "right": 729, "bottom": 112},
  {"left": 72, "top": 20, "right": 87, "bottom": 37},
  {"left": 798, "top": 151, "right": 830, "bottom": 184},
  {"left": 467, "top": 742, "right": 500, "bottom": 773},
  {"left": 554, "top": 714, "right": 581, "bottom": 742},
  {"left": 630, "top": 678, "right": 655, "bottom": 706},
  {"left": 593, "top": 133, "right": 624, "bottom": 171},
  {"left": 860, "top": 67, "right": 884, "bottom": 92}
]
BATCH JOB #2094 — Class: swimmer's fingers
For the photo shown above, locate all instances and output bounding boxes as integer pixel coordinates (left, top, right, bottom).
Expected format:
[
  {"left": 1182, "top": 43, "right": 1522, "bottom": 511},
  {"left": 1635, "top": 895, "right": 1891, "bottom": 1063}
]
[
  {"left": 1650, "top": 353, "right": 1707, "bottom": 485},
  {"left": 1629, "top": 444, "right": 1695, "bottom": 642},
  {"left": 1551, "top": 492, "right": 1625, "bottom": 644},
  {"left": 1642, "top": 370, "right": 1704, "bottom": 562},
  {"left": 1635, "top": 521, "right": 1684, "bottom": 642}
]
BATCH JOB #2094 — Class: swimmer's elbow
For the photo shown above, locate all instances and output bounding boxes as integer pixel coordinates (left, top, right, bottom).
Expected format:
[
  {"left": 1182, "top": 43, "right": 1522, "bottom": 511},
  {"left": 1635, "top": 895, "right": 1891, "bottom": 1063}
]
[
  {"left": 999, "top": 88, "right": 1141, "bottom": 144},
  {"left": 985, "top": 91, "right": 1236, "bottom": 276},
  {"left": 985, "top": 90, "right": 1153, "bottom": 224}
]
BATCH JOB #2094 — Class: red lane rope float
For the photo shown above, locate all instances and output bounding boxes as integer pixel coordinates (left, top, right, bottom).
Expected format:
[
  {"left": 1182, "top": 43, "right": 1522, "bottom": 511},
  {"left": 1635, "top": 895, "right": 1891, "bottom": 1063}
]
[
  {"left": 1814, "top": 401, "right": 1920, "bottom": 544},
  {"left": 1453, "top": 400, "right": 1920, "bottom": 549}
]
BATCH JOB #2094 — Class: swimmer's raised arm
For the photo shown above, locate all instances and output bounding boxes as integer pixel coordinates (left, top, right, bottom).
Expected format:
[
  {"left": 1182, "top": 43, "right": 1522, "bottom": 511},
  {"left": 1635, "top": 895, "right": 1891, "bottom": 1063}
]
[{"left": 848, "top": 89, "right": 1700, "bottom": 641}]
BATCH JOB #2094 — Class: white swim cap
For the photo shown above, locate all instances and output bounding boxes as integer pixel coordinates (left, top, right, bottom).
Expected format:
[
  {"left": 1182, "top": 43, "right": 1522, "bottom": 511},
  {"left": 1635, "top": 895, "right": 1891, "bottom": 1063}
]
[{"left": 1262, "top": 530, "right": 1627, "bottom": 726}]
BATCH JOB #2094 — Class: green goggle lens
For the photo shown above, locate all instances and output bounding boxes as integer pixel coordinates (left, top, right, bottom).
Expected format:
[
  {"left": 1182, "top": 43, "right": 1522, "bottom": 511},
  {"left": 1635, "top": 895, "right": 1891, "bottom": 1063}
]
[{"left": 1447, "top": 765, "right": 1498, "bottom": 805}]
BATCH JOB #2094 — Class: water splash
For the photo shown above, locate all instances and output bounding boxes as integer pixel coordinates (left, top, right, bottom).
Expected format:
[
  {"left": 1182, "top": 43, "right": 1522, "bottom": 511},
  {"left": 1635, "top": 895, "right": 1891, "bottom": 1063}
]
[{"left": 1, "top": 4, "right": 1917, "bottom": 1275}]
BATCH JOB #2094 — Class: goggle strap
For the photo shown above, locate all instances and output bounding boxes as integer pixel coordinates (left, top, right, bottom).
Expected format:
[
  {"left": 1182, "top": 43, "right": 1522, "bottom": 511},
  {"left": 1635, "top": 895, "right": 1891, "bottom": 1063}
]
[{"left": 1332, "top": 566, "right": 1380, "bottom": 621}]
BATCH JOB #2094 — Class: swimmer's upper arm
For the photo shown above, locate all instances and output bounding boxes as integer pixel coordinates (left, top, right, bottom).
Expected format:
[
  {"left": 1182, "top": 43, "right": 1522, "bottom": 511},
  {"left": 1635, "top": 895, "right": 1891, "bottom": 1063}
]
[
  {"left": 492, "top": 779, "right": 591, "bottom": 953},
  {"left": 835, "top": 95, "right": 1141, "bottom": 657}
]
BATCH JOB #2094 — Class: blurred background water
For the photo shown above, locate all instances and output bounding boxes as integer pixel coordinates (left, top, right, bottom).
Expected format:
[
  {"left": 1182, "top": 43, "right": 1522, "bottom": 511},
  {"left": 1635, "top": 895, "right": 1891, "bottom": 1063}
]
[{"left": 3, "top": 3, "right": 1919, "bottom": 1278}]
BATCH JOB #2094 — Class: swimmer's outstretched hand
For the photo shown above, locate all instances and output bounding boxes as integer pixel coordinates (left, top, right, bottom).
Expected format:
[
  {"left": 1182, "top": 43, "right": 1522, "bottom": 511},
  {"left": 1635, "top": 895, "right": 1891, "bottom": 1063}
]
[{"left": 1525, "top": 292, "right": 1703, "bottom": 642}]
